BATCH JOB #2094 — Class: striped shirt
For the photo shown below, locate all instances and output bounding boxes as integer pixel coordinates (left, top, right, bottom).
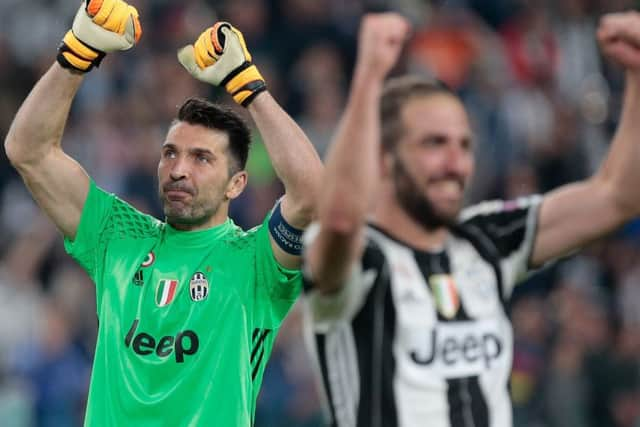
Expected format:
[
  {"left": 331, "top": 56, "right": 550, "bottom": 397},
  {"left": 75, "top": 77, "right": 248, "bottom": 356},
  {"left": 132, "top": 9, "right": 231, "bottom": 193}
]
[{"left": 304, "top": 196, "right": 542, "bottom": 427}]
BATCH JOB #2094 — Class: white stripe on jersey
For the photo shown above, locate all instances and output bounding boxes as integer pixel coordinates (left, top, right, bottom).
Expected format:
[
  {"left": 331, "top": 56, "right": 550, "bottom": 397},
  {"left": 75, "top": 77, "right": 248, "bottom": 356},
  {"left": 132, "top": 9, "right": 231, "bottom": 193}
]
[{"left": 322, "top": 322, "right": 361, "bottom": 427}]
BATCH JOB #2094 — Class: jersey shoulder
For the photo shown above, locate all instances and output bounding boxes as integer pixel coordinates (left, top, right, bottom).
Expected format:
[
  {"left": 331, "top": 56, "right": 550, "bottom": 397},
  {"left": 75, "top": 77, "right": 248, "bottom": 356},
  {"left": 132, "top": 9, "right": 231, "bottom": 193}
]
[
  {"left": 103, "top": 195, "right": 164, "bottom": 241},
  {"left": 457, "top": 196, "right": 542, "bottom": 258}
]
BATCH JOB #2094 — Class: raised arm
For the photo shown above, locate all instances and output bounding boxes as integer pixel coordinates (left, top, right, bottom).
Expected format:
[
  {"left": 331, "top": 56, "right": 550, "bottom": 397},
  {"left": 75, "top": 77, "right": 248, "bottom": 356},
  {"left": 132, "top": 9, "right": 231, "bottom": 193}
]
[
  {"left": 178, "top": 22, "right": 323, "bottom": 268},
  {"left": 3, "top": 0, "right": 142, "bottom": 239},
  {"left": 246, "top": 93, "right": 321, "bottom": 229},
  {"left": 5, "top": 65, "right": 88, "bottom": 238},
  {"left": 306, "top": 14, "right": 410, "bottom": 292},
  {"left": 531, "top": 11, "right": 640, "bottom": 266}
]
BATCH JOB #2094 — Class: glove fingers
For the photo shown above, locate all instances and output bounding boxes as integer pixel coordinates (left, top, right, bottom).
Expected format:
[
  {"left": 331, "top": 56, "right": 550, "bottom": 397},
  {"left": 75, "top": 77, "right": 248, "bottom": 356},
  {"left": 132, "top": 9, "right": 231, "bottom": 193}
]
[
  {"left": 101, "top": 0, "right": 130, "bottom": 34},
  {"left": 220, "top": 26, "right": 251, "bottom": 62},
  {"left": 86, "top": 0, "right": 103, "bottom": 16},
  {"left": 123, "top": 6, "right": 142, "bottom": 44},
  {"left": 212, "top": 22, "right": 230, "bottom": 54},
  {"left": 194, "top": 30, "right": 218, "bottom": 69},
  {"left": 89, "top": 0, "right": 115, "bottom": 25}
]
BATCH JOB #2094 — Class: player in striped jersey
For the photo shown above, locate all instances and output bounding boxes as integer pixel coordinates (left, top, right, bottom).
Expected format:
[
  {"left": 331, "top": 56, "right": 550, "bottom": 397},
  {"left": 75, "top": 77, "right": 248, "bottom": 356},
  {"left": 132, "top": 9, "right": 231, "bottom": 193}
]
[{"left": 303, "top": 11, "right": 640, "bottom": 427}]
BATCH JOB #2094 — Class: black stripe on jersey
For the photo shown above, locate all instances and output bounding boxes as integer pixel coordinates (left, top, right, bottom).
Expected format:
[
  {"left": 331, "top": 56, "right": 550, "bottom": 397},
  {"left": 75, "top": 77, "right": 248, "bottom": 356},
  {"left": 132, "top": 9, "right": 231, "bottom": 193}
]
[
  {"left": 351, "top": 243, "right": 398, "bottom": 427},
  {"left": 411, "top": 235, "right": 495, "bottom": 427},
  {"left": 447, "top": 376, "right": 490, "bottom": 427},
  {"left": 251, "top": 347, "right": 265, "bottom": 381},
  {"left": 251, "top": 328, "right": 271, "bottom": 381},
  {"left": 413, "top": 250, "right": 472, "bottom": 322},
  {"left": 460, "top": 205, "right": 530, "bottom": 260}
]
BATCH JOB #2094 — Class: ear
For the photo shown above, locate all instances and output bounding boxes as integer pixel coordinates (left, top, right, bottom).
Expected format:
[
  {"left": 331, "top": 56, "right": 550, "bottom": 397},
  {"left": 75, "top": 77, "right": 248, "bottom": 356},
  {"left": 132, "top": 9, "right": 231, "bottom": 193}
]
[{"left": 225, "top": 171, "right": 248, "bottom": 200}]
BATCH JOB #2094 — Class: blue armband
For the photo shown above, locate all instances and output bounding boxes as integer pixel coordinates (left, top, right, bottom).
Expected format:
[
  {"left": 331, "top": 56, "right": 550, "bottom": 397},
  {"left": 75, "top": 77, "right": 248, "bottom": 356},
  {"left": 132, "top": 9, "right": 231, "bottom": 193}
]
[{"left": 268, "top": 201, "right": 304, "bottom": 256}]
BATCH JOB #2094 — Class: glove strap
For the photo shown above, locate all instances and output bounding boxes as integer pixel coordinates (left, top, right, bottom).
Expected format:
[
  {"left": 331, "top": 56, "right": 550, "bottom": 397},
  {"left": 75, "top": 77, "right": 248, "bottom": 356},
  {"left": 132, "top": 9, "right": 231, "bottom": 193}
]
[
  {"left": 56, "top": 30, "right": 106, "bottom": 73},
  {"left": 224, "top": 64, "right": 267, "bottom": 107}
]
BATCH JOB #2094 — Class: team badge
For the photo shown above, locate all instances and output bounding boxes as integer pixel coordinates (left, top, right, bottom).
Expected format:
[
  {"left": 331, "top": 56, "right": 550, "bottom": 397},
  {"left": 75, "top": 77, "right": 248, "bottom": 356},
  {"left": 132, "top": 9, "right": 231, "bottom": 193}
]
[
  {"left": 141, "top": 252, "right": 155, "bottom": 267},
  {"left": 189, "top": 272, "right": 209, "bottom": 302},
  {"left": 429, "top": 274, "right": 460, "bottom": 319},
  {"left": 156, "top": 279, "right": 178, "bottom": 307}
]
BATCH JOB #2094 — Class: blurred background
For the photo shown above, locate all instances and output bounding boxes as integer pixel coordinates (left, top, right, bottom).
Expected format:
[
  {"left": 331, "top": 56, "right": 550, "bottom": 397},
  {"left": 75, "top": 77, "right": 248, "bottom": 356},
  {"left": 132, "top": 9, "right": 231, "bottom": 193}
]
[{"left": 0, "top": 0, "right": 640, "bottom": 426}]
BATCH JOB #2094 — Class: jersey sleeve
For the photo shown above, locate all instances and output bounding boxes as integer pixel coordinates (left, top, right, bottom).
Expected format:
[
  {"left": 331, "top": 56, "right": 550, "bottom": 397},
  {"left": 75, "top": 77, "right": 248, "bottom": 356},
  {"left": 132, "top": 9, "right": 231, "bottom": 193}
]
[
  {"left": 302, "top": 223, "right": 387, "bottom": 330},
  {"left": 459, "top": 195, "right": 543, "bottom": 299},
  {"left": 254, "top": 213, "right": 303, "bottom": 322},
  {"left": 63, "top": 180, "right": 115, "bottom": 281}
]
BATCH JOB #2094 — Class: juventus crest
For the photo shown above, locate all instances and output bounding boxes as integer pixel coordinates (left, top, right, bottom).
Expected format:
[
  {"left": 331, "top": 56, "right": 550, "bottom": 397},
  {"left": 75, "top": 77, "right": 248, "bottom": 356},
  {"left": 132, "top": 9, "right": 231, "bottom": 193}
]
[{"left": 190, "top": 272, "right": 209, "bottom": 302}]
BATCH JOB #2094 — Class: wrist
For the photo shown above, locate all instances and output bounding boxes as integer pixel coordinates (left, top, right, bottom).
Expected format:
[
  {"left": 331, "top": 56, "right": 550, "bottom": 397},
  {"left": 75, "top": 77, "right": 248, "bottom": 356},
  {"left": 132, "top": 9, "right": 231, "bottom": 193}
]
[
  {"left": 353, "top": 66, "right": 385, "bottom": 93},
  {"left": 225, "top": 64, "right": 267, "bottom": 107},
  {"left": 56, "top": 30, "right": 106, "bottom": 73}
]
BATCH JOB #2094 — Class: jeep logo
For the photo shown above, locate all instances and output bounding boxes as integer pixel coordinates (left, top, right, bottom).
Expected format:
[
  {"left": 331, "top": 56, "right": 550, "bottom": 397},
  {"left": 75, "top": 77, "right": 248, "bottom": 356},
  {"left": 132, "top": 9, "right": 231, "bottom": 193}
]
[
  {"left": 124, "top": 319, "right": 199, "bottom": 363},
  {"left": 411, "top": 328, "right": 502, "bottom": 369}
]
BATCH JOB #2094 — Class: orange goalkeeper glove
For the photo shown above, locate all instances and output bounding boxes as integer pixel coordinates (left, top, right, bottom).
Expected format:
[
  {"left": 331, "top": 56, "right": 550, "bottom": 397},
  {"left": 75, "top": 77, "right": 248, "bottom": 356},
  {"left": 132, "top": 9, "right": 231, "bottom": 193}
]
[
  {"left": 57, "top": 0, "right": 142, "bottom": 73},
  {"left": 177, "top": 22, "right": 267, "bottom": 107}
]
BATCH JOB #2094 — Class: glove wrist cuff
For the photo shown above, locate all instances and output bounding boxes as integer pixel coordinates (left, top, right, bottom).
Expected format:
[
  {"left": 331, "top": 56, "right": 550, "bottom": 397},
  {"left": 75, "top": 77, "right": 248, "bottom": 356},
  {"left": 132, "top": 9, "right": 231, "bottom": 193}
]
[
  {"left": 225, "top": 64, "right": 267, "bottom": 107},
  {"left": 56, "top": 30, "right": 106, "bottom": 73}
]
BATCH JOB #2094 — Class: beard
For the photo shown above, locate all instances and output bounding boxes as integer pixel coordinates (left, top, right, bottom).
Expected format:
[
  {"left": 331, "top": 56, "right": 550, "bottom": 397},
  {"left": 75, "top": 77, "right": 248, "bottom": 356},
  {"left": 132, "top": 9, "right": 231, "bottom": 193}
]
[
  {"left": 159, "top": 181, "right": 222, "bottom": 227},
  {"left": 392, "top": 156, "right": 462, "bottom": 231}
]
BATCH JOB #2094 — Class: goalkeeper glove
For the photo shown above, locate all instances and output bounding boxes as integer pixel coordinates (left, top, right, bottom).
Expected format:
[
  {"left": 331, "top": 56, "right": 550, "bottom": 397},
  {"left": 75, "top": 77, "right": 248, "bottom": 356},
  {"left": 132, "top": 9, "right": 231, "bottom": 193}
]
[
  {"left": 177, "top": 22, "right": 267, "bottom": 107},
  {"left": 57, "top": 0, "right": 142, "bottom": 73}
]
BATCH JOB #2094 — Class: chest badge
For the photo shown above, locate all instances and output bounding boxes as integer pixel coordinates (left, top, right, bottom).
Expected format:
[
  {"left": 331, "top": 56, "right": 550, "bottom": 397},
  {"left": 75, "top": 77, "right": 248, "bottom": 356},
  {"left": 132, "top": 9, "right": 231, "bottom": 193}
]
[
  {"left": 190, "top": 272, "right": 209, "bottom": 302},
  {"left": 156, "top": 279, "right": 179, "bottom": 307},
  {"left": 429, "top": 274, "right": 460, "bottom": 319},
  {"left": 141, "top": 251, "right": 155, "bottom": 267}
]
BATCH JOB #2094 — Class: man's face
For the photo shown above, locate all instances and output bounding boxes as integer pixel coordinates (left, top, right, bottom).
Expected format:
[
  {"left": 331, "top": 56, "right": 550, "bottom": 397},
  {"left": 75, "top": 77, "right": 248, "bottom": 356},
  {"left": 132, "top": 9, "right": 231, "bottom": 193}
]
[
  {"left": 389, "top": 94, "right": 474, "bottom": 229},
  {"left": 157, "top": 122, "right": 244, "bottom": 229}
]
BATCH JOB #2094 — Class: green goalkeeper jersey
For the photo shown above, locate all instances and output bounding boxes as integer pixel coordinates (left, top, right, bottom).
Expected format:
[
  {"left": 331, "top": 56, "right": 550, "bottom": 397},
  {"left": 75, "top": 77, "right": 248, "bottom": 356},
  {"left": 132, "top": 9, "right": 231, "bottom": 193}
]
[{"left": 64, "top": 181, "right": 302, "bottom": 426}]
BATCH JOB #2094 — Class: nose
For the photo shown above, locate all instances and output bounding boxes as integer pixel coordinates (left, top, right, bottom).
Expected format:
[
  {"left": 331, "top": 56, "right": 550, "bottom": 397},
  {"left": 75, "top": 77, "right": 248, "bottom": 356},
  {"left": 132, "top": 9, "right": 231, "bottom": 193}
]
[
  {"left": 444, "top": 142, "right": 472, "bottom": 176},
  {"left": 169, "top": 156, "right": 190, "bottom": 181}
]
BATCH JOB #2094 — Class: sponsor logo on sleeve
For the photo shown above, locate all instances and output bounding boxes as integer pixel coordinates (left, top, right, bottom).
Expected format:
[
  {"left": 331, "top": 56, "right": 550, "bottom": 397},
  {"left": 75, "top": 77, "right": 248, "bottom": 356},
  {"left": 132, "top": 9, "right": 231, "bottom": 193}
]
[{"left": 189, "top": 272, "right": 209, "bottom": 302}]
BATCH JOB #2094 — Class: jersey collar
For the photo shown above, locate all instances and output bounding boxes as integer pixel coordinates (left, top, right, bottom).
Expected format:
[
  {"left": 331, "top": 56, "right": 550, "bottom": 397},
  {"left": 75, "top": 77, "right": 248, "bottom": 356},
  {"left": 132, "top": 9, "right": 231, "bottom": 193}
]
[{"left": 163, "top": 218, "right": 235, "bottom": 247}]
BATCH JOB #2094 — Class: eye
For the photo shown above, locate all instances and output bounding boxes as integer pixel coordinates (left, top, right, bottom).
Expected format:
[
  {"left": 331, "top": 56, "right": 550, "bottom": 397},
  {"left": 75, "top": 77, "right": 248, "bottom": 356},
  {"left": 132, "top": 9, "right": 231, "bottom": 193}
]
[
  {"left": 162, "top": 148, "right": 176, "bottom": 159},
  {"left": 420, "top": 135, "right": 447, "bottom": 147},
  {"left": 196, "top": 154, "right": 210, "bottom": 164}
]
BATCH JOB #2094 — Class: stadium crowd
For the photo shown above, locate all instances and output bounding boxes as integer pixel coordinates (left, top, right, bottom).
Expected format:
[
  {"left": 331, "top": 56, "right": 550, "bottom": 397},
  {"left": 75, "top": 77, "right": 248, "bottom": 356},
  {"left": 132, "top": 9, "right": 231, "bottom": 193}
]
[{"left": 0, "top": 0, "right": 639, "bottom": 426}]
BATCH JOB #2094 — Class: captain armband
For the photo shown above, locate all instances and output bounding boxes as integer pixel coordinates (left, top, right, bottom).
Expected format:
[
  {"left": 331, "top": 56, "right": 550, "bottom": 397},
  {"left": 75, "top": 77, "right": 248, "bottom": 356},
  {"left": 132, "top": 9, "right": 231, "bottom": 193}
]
[{"left": 268, "top": 201, "right": 304, "bottom": 256}]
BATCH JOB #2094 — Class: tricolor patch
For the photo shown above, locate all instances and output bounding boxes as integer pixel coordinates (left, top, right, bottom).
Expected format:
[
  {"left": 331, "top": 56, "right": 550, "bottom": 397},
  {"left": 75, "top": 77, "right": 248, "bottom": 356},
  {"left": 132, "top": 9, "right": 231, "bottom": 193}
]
[
  {"left": 429, "top": 274, "right": 460, "bottom": 319},
  {"left": 156, "top": 279, "right": 178, "bottom": 307}
]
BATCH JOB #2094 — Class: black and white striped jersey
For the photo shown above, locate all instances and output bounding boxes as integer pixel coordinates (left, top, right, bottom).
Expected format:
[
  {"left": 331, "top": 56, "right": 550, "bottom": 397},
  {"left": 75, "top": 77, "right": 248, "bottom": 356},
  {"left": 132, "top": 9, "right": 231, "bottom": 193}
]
[{"left": 303, "top": 196, "right": 542, "bottom": 427}]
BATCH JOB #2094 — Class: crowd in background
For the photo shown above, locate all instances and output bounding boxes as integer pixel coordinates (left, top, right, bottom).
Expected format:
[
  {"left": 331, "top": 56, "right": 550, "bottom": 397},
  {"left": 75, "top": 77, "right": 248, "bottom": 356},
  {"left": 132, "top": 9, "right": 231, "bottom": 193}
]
[{"left": 0, "top": 0, "right": 639, "bottom": 426}]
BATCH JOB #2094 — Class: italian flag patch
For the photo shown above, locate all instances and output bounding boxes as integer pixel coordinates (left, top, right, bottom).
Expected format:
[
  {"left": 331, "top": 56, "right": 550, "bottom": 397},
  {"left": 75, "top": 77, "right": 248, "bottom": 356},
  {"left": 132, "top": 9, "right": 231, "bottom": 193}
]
[
  {"left": 156, "top": 279, "right": 178, "bottom": 307},
  {"left": 429, "top": 274, "right": 460, "bottom": 319}
]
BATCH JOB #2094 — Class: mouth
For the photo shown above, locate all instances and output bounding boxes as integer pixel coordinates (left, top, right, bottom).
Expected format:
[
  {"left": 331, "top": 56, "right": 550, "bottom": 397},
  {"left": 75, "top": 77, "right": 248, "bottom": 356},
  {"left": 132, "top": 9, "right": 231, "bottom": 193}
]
[
  {"left": 429, "top": 178, "right": 464, "bottom": 199},
  {"left": 165, "top": 190, "right": 192, "bottom": 201},
  {"left": 163, "top": 184, "right": 194, "bottom": 201}
]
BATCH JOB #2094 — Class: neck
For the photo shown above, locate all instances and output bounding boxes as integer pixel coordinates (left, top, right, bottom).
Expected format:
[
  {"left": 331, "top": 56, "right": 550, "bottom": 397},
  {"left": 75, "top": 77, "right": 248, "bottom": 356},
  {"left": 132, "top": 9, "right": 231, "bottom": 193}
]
[{"left": 372, "top": 191, "right": 449, "bottom": 252}]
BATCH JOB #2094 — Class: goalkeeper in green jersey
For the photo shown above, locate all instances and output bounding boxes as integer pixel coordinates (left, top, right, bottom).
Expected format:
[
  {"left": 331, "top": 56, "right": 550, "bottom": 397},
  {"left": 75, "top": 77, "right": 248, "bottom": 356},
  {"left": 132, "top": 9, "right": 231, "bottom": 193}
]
[{"left": 4, "top": 1, "right": 323, "bottom": 425}]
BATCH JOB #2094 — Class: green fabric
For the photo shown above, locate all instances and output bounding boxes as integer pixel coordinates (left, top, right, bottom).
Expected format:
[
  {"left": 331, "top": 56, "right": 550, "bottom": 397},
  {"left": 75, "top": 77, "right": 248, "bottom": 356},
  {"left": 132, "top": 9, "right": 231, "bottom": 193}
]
[{"left": 64, "top": 181, "right": 301, "bottom": 427}]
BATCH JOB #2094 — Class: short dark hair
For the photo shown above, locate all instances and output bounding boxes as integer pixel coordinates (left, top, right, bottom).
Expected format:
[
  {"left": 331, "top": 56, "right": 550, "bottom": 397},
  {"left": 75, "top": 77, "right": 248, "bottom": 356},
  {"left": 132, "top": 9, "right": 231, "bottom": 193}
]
[
  {"left": 380, "top": 76, "right": 456, "bottom": 152},
  {"left": 175, "top": 98, "right": 251, "bottom": 175}
]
